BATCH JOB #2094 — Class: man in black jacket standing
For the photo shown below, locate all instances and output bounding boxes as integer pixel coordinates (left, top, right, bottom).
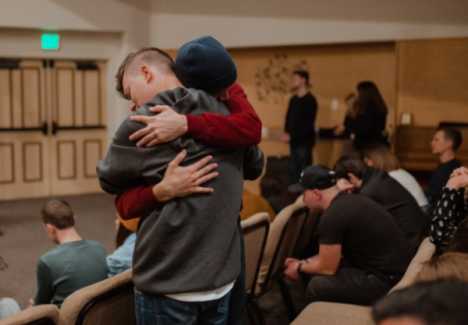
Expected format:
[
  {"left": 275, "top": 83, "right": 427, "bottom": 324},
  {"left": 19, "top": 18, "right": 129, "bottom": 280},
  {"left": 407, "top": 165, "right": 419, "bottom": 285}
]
[{"left": 283, "top": 69, "right": 318, "bottom": 185}]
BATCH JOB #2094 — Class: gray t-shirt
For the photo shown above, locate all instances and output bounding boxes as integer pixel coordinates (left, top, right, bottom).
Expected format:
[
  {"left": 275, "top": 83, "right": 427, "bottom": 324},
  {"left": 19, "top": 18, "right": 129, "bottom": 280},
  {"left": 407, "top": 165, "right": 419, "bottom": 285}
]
[{"left": 35, "top": 240, "right": 108, "bottom": 307}]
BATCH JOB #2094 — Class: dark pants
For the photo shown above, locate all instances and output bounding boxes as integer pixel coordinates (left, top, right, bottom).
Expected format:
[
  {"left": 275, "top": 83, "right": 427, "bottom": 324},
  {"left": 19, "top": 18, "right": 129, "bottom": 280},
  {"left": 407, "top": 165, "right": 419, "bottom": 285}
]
[
  {"left": 135, "top": 291, "right": 232, "bottom": 325},
  {"left": 289, "top": 144, "right": 312, "bottom": 184},
  {"left": 306, "top": 267, "right": 392, "bottom": 306},
  {"left": 227, "top": 223, "right": 246, "bottom": 325}
]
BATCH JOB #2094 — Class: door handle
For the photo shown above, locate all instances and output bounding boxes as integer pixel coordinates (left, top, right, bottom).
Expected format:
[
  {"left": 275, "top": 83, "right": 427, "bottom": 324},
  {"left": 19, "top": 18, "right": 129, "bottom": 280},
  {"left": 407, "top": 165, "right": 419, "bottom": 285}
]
[
  {"left": 52, "top": 121, "right": 58, "bottom": 135},
  {"left": 41, "top": 121, "right": 48, "bottom": 135}
]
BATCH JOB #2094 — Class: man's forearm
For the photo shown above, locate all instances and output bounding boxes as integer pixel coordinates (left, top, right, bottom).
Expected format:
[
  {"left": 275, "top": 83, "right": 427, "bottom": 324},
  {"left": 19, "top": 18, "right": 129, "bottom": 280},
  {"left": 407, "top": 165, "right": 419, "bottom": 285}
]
[
  {"left": 116, "top": 186, "right": 161, "bottom": 220},
  {"left": 186, "top": 83, "right": 262, "bottom": 148},
  {"left": 301, "top": 255, "right": 336, "bottom": 276}
]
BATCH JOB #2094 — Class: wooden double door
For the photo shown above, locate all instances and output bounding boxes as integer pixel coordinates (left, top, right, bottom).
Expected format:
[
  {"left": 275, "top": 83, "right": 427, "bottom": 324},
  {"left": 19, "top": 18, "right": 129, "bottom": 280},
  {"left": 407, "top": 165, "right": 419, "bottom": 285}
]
[{"left": 0, "top": 59, "right": 107, "bottom": 200}]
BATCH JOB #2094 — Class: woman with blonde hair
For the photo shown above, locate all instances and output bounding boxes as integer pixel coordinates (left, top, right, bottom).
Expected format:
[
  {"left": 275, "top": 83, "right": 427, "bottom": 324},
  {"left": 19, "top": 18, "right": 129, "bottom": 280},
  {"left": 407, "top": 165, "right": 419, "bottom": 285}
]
[{"left": 363, "top": 145, "right": 429, "bottom": 210}]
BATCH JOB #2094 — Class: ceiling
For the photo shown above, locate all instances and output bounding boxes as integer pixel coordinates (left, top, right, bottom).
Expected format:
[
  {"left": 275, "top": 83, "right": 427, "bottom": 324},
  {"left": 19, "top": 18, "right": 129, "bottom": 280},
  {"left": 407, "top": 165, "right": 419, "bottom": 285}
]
[{"left": 115, "top": 0, "right": 468, "bottom": 25}]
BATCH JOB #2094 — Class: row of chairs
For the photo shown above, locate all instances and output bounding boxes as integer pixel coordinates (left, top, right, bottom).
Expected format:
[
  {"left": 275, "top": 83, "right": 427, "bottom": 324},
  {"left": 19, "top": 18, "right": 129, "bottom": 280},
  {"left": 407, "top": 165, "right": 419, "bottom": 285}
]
[
  {"left": 0, "top": 269, "right": 134, "bottom": 325},
  {"left": 244, "top": 196, "right": 439, "bottom": 325},
  {"left": 242, "top": 195, "right": 316, "bottom": 324},
  {"left": 291, "top": 237, "right": 437, "bottom": 324},
  {"left": 0, "top": 196, "right": 313, "bottom": 325}
]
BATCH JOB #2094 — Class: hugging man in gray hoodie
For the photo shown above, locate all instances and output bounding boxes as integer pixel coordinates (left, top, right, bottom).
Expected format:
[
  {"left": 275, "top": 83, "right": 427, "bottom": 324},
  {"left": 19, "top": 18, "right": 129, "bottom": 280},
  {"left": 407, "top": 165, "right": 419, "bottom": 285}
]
[{"left": 98, "top": 37, "right": 263, "bottom": 325}]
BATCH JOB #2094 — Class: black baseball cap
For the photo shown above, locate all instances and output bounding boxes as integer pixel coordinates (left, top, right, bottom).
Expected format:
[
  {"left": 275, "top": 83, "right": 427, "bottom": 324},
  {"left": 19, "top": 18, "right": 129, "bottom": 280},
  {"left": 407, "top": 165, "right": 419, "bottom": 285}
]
[{"left": 288, "top": 165, "right": 338, "bottom": 193}]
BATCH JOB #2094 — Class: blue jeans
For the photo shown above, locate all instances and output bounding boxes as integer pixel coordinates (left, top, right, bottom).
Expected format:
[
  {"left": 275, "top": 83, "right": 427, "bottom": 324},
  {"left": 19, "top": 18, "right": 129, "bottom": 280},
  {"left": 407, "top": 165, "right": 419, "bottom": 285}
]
[{"left": 135, "top": 291, "right": 231, "bottom": 325}]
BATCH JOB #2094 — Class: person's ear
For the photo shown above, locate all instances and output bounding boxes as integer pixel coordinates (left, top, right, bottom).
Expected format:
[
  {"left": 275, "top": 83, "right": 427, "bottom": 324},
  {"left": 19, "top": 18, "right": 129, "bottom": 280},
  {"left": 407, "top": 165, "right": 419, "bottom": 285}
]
[
  {"left": 448, "top": 140, "right": 455, "bottom": 151},
  {"left": 44, "top": 224, "right": 55, "bottom": 237},
  {"left": 364, "top": 157, "right": 373, "bottom": 167},
  {"left": 141, "top": 65, "right": 153, "bottom": 84},
  {"left": 348, "top": 173, "right": 363, "bottom": 187},
  {"left": 312, "top": 189, "right": 321, "bottom": 200}
]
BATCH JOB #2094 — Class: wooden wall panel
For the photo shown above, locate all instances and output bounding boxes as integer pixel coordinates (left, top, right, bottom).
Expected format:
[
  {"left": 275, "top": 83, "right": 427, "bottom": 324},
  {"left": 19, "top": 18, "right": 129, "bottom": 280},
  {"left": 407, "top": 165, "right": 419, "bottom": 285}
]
[
  {"left": 83, "top": 70, "right": 100, "bottom": 125},
  {"left": 83, "top": 139, "right": 102, "bottom": 178},
  {"left": 0, "top": 133, "right": 50, "bottom": 200},
  {"left": 397, "top": 38, "right": 468, "bottom": 126},
  {"left": 0, "top": 70, "right": 11, "bottom": 128},
  {"left": 11, "top": 70, "right": 22, "bottom": 128},
  {"left": 22, "top": 68, "right": 41, "bottom": 127},
  {"left": 22, "top": 142, "right": 42, "bottom": 182},
  {"left": 56, "top": 68, "right": 75, "bottom": 126},
  {"left": 0, "top": 143, "right": 14, "bottom": 183},
  {"left": 57, "top": 141, "right": 77, "bottom": 180},
  {"left": 74, "top": 70, "right": 84, "bottom": 126}
]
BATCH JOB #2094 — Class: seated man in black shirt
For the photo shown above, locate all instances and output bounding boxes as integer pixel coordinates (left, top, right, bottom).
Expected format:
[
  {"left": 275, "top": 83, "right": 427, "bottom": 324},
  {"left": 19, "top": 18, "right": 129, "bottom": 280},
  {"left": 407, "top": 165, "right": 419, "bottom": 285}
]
[
  {"left": 284, "top": 166, "right": 412, "bottom": 305},
  {"left": 428, "top": 126, "right": 463, "bottom": 205},
  {"left": 334, "top": 156, "right": 428, "bottom": 255}
]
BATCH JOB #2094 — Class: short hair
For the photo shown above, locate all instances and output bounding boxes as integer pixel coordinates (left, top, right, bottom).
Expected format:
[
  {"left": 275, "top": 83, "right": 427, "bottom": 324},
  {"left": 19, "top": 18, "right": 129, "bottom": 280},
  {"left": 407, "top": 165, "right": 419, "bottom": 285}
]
[
  {"left": 363, "top": 145, "right": 400, "bottom": 172},
  {"left": 115, "top": 47, "right": 175, "bottom": 98},
  {"left": 41, "top": 199, "right": 75, "bottom": 229},
  {"left": 334, "top": 155, "right": 368, "bottom": 179},
  {"left": 416, "top": 252, "right": 468, "bottom": 283},
  {"left": 293, "top": 69, "right": 310, "bottom": 86},
  {"left": 372, "top": 280, "right": 468, "bottom": 325},
  {"left": 438, "top": 127, "right": 463, "bottom": 151}
]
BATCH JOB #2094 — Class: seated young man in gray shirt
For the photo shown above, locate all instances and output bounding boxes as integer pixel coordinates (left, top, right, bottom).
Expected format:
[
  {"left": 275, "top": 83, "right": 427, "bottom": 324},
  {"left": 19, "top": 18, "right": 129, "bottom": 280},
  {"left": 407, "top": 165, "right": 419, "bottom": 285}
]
[
  {"left": 98, "top": 37, "right": 263, "bottom": 325},
  {"left": 34, "top": 199, "right": 108, "bottom": 307}
]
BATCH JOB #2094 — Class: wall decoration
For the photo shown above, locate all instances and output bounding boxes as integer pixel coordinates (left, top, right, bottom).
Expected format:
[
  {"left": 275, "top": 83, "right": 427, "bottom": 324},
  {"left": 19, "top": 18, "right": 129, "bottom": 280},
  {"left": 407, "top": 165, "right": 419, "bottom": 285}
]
[{"left": 255, "top": 53, "right": 308, "bottom": 103}]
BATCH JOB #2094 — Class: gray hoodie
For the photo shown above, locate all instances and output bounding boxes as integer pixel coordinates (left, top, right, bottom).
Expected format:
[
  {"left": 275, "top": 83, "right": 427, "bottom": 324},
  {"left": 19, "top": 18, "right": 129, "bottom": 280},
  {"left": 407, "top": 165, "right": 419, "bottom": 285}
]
[{"left": 98, "top": 87, "right": 263, "bottom": 295}]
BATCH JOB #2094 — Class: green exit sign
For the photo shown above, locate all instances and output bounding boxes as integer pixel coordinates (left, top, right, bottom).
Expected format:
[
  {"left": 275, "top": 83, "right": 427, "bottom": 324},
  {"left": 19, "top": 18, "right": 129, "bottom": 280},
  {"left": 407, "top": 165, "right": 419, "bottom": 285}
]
[{"left": 41, "top": 32, "right": 60, "bottom": 51}]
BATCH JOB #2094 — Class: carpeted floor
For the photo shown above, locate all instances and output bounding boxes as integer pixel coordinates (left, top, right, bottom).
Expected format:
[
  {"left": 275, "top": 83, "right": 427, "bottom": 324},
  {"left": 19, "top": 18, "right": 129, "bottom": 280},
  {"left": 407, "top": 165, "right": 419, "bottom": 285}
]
[{"left": 0, "top": 193, "right": 291, "bottom": 324}]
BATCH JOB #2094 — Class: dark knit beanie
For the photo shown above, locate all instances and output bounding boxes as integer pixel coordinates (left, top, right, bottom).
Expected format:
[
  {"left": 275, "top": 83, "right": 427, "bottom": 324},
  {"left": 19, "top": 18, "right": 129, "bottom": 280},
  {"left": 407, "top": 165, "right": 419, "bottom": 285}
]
[{"left": 174, "top": 36, "right": 237, "bottom": 95}]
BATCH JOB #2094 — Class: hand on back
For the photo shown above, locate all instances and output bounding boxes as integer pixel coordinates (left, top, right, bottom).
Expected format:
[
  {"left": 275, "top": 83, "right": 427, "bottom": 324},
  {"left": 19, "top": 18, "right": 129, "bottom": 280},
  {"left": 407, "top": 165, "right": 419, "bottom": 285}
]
[
  {"left": 152, "top": 150, "right": 219, "bottom": 202},
  {"left": 129, "top": 105, "right": 188, "bottom": 147}
]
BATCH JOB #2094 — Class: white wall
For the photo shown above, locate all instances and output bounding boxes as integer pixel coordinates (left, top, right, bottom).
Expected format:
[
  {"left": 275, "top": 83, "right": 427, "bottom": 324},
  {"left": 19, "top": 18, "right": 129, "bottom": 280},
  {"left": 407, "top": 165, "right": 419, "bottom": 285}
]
[
  {"left": 149, "top": 0, "right": 468, "bottom": 48},
  {"left": 150, "top": 13, "right": 468, "bottom": 49}
]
